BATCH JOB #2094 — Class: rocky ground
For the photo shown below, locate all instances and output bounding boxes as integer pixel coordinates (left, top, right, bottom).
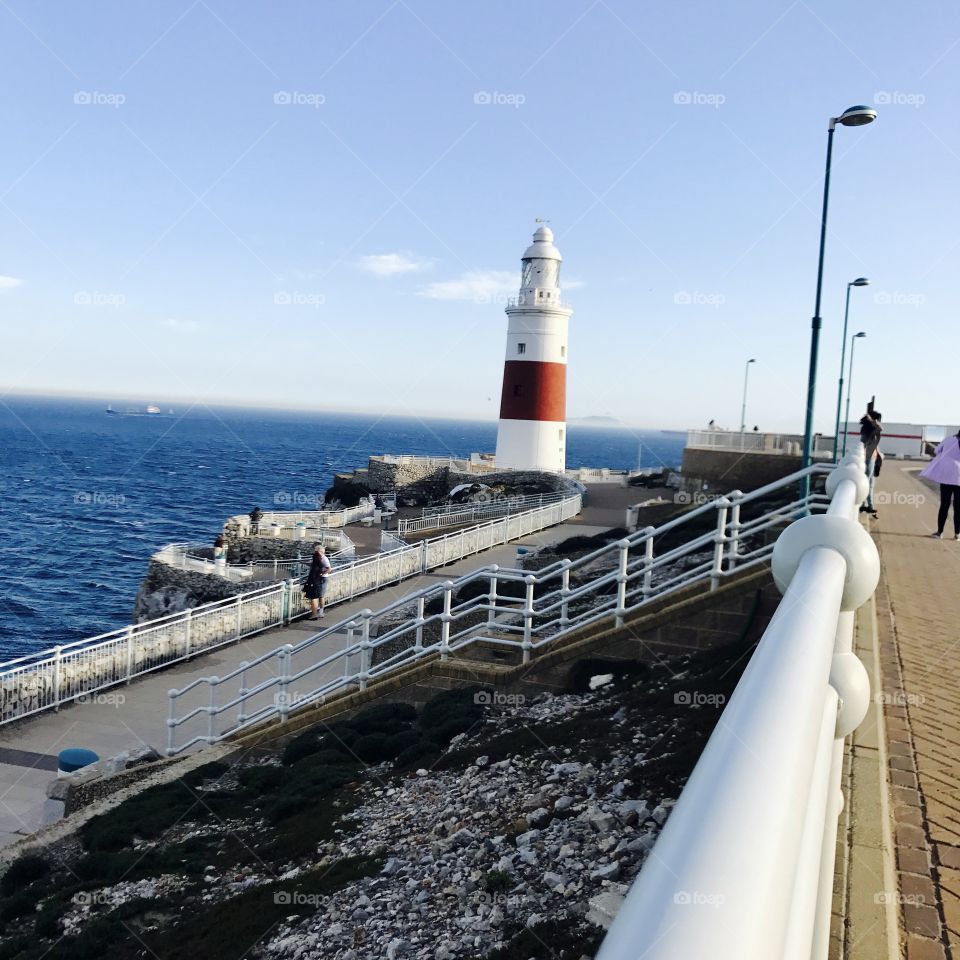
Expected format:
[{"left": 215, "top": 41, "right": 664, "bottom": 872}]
[{"left": 0, "top": 627, "right": 755, "bottom": 960}]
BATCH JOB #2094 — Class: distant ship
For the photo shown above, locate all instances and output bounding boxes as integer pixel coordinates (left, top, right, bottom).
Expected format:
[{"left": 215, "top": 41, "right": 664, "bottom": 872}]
[{"left": 106, "top": 403, "right": 172, "bottom": 417}]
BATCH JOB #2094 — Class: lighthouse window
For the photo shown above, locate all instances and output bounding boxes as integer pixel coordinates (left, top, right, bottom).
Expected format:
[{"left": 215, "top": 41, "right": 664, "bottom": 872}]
[
  {"left": 513, "top": 385, "right": 523, "bottom": 397},
  {"left": 561, "top": 345, "right": 566, "bottom": 358},
  {"left": 517, "top": 342, "right": 526, "bottom": 354}
]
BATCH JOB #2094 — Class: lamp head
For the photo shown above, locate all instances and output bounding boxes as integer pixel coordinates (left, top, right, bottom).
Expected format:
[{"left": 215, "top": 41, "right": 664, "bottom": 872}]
[
  {"left": 851, "top": 277, "right": 870, "bottom": 287},
  {"left": 747, "top": 357, "right": 756, "bottom": 363},
  {"left": 854, "top": 331, "right": 867, "bottom": 339},
  {"left": 836, "top": 105, "right": 877, "bottom": 127}
]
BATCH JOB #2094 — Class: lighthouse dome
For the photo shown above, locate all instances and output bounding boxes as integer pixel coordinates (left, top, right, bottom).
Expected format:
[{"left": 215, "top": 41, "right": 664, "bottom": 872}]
[{"left": 521, "top": 224, "right": 562, "bottom": 262}]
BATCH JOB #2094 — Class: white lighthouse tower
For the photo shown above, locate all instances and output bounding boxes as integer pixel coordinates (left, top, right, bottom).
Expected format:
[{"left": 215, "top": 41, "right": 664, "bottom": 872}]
[{"left": 495, "top": 224, "right": 573, "bottom": 473}]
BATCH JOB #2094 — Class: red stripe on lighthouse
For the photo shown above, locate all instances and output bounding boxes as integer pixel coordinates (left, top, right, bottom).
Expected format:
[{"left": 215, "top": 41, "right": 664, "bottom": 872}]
[{"left": 499, "top": 360, "right": 566, "bottom": 421}]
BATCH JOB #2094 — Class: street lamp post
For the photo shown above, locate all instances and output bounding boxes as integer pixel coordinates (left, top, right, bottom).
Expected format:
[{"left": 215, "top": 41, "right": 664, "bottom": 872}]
[
  {"left": 842, "top": 332, "right": 867, "bottom": 456},
  {"left": 739, "top": 358, "right": 756, "bottom": 442},
  {"left": 801, "top": 105, "right": 877, "bottom": 488},
  {"left": 832, "top": 278, "right": 870, "bottom": 460}
]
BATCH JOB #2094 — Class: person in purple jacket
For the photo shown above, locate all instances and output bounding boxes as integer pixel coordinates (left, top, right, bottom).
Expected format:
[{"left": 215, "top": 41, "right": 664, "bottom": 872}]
[{"left": 920, "top": 429, "right": 960, "bottom": 540}]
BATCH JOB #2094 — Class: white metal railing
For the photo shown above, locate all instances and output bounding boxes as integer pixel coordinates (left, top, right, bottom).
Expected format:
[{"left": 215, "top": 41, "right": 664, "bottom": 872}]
[
  {"left": 0, "top": 495, "right": 581, "bottom": 726},
  {"left": 399, "top": 491, "right": 569, "bottom": 535},
  {"left": 231, "top": 502, "right": 375, "bottom": 537},
  {"left": 380, "top": 530, "right": 408, "bottom": 553},
  {"left": 597, "top": 448, "right": 878, "bottom": 960},
  {"left": 686, "top": 429, "right": 836, "bottom": 456},
  {"left": 165, "top": 464, "right": 838, "bottom": 756}
]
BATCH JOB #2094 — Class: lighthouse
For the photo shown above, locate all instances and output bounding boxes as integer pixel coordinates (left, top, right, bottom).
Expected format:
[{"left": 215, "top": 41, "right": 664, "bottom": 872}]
[{"left": 495, "top": 224, "right": 573, "bottom": 473}]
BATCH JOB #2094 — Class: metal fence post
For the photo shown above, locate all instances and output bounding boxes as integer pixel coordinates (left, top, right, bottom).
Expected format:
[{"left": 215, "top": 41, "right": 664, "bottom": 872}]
[
  {"left": 207, "top": 679, "right": 218, "bottom": 743},
  {"left": 710, "top": 498, "right": 730, "bottom": 591},
  {"left": 560, "top": 559, "right": 572, "bottom": 628},
  {"left": 441, "top": 583, "right": 453, "bottom": 660},
  {"left": 415, "top": 596, "right": 425, "bottom": 652},
  {"left": 125, "top": 625, "right": 135, "bottom": 683},
  {"left": 166, "top": 688, "right": 178, "bottom": 756},
  {"left": 277, "top": 644, "right": 293, "bottom": 722},
  {"left": 487, "top": 566, "right": 499, "bottom": 627},
  {"left": 52, "top": 646, "right": 62, "bottom": 711},
  {"left": 359, "top": 610, "right": 373, "bottom": 689},
  {"left": 344, "top": 620, "right": 356, "bottom": 679},
  {"left": 616, "top": 539, "right": 629, "bottom": 627},
  {"left": 642, "top": 528, "right": 655, "bottom": 600},
  {"left": 235, "top": 594, "right": 243, "bottom": 638},
  {"left": 727, "top": 490, "right": 744, "bottom": 570},
  {"left": 184, "top": 608, "right": 193, "bottom": 658},
  {"left": 237, "top": 661, "right": 249, "bottom": 725},
  {"left": 521, "top": 575, "right": 536, "bottom": 663}
]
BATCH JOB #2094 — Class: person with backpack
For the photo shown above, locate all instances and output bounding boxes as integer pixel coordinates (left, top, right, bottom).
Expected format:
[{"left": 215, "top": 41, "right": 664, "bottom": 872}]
[
  {"left": 304, "top": 545, "right": 332, "bottom": 619},
  {"left": 859, "top": 407, "right": 883, "bottom": 516},
  {"left": 920, "top": 429, "right": 960, "bottom": 540}
]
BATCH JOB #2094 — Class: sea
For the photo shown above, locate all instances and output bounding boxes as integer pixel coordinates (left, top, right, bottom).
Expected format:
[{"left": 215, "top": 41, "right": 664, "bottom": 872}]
[{"left": 0, "top": 397, "right": 685, "bottom": 660}]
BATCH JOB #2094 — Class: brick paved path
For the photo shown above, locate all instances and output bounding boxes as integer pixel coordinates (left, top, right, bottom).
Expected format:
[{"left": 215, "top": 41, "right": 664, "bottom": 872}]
[{"left": 872, "top": 461, "right": 960, "bottom": 959}]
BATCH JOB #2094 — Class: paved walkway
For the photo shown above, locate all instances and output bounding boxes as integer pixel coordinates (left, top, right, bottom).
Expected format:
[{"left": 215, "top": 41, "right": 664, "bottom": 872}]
[
  {"left": 864, "top": 460, "right": 960, "bottom": 959},
  {"left": 0, "top": 519, "right": 608, "bottom": 846}
]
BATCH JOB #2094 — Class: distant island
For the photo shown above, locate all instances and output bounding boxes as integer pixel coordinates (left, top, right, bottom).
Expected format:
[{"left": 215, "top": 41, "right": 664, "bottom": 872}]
[{"left": 569, "top": 415, "right": 625, "bottom": 427}]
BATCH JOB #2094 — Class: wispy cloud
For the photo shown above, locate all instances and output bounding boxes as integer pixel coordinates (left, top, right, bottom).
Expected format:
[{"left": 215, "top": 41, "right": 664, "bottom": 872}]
[
  {"left": 0, "top": 275, "right": 24, "bottom": 289},
  {"left": 358, "top": 251, "right": 435, "bottom": 277},
  {"left": 418, "top": 270, "right": 516, "bottom": 302}
]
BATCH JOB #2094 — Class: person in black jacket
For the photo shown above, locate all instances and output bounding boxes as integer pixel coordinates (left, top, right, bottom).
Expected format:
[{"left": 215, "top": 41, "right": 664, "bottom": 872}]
[{"left": 304, "top": 545, "right": 332, "bottom": 620}]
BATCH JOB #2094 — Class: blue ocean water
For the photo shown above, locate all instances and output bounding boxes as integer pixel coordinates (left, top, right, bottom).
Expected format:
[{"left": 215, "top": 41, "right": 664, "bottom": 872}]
[{"left": 0, "top": 397, "right": 684, "bottom": 659}]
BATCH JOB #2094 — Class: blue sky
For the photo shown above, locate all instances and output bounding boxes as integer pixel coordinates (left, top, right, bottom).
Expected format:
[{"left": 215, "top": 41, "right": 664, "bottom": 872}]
[{"left": 0, "top": 1, "right": 957, "bottom": 431}]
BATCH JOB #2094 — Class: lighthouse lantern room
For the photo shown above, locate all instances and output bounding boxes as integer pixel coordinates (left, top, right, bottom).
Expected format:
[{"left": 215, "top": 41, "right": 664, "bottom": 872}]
[{"left": 495, "top": 225, "right": 573, "bottom": 473}]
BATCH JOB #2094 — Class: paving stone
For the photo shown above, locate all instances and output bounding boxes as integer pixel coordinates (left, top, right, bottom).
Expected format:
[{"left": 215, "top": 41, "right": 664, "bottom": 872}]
[{"left": 905, "top": 934, "right": 946, "bottom": 960}]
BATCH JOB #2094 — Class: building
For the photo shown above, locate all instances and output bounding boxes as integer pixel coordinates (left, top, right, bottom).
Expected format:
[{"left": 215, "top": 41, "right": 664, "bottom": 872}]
[{"left": 495, "top": 225, "right": 573, "bottom": 473}]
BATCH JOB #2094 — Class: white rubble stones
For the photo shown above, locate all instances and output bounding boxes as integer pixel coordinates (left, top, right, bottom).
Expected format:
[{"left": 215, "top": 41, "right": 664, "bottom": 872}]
[{"left": 259, "top": 686, "right": 677, "bottom": 960}]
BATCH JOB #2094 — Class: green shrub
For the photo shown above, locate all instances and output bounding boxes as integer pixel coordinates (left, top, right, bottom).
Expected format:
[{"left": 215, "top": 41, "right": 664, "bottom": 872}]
[
  {"left": 281, "top": 730, "right": 322, "bottom": 766},
  {"left": 236, "top": 765, "right": 285, "bottom": 794},
  {"left": 394, "top": 741, "right": 439, "bottom": 769},
  {"left": 1, "top": 854, "right": 50, "bottom": 897},
  {"left": 0, "top": 890, "right": 39, "bottom": 921}
]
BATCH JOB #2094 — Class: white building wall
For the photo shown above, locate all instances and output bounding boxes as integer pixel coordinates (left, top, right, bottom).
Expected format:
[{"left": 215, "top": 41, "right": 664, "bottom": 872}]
[{"left": 496, "top": 419, "right": 566, "bottom": 473}]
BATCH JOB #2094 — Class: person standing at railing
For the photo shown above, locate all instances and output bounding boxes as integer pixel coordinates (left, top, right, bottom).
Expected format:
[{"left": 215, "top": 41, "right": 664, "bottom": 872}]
[
  {"left": 921, "top": 429, "right": 960, "bottom": 540},
  {"left": 858, "top": 408, "right": 883, "bottom": 517},
  {"left": 213, "top": 535, "right": 227, "bottom": 569},
  {"left": 249, "top": 505, "right": 264, "bottom": 535},
  {"left": 304, "top": 545, "right": 332, "bottom": 620}
]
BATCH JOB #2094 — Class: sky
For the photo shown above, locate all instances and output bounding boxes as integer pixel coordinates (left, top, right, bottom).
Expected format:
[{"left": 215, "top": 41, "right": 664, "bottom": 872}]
[{"left": 0, "top": 1, "right": 957, "bottom": 432}]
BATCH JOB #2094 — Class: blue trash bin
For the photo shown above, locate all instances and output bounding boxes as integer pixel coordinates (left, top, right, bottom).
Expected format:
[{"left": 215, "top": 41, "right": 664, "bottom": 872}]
[{"left": 58, "top": 747, "right": 99, "bottom": 776}]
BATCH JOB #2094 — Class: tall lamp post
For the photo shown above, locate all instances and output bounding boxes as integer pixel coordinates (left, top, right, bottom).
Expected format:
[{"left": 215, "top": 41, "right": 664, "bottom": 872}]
[
  {"left": 842, "top": 331, "right": 867, "bottom": 456},
  {"left": 801, "top": 105, "right": 877, "bottom": 486},
  {"left": 739, "top": 358, "right": 756, "bottom": 440},
  {"left": 832, "top": 277, "right": 870, "bottom": 460}
]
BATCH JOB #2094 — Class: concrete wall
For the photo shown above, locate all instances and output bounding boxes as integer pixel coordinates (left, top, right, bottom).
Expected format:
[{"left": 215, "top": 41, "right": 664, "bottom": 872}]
[{"left": 681, "top": 447, "right": 805, "bottom": 492}]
